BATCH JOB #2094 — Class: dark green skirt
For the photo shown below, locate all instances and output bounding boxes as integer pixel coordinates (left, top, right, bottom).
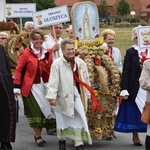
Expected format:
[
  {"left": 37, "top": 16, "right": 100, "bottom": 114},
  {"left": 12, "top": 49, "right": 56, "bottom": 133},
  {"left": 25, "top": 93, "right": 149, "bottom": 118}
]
[{"left": 22, "top": 92, "right": 55, "bottom": 128}]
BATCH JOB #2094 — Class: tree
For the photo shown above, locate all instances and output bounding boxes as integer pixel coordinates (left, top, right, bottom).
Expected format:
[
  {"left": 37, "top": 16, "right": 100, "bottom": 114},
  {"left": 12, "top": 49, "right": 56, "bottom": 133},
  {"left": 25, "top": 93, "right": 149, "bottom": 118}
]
[
  {"left": 22, "top": 0, "right": 56, "bottom": 11},
  {"left": 98, "top": 0, "right": 107, "bottom": 18},
  {"left": 117, "top": 0, "right": 130, "bottom": 16}
]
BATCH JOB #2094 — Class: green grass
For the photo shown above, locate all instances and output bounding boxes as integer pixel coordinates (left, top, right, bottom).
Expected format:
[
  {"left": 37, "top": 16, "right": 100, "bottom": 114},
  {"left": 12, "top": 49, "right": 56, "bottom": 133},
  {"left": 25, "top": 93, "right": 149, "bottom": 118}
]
[{"left": 62, "top": 27, "right": 134, "bottom": 59}]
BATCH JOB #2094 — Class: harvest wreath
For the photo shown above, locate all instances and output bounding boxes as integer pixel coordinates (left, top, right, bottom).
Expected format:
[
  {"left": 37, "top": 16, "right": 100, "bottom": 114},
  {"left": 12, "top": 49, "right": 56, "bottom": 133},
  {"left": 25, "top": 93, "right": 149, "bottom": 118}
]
[
  {"left": 6, "top": 33, "right": 30, "bottom": 65},
  {"left": 76, "top": 43, "right": 121, "bottom": 140}
]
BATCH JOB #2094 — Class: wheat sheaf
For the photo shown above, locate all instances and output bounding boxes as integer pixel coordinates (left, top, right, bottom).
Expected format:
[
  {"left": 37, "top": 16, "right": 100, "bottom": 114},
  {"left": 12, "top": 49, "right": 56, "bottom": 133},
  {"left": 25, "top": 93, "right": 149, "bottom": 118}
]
[{"left": 95, "top": 65, "right": 109, "bottom": 94}]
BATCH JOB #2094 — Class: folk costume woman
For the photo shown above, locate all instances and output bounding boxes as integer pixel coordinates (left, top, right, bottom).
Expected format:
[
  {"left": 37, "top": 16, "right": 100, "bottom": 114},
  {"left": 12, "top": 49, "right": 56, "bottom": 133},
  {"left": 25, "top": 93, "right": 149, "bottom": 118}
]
[
  {"left": 46, "top": 39, "right": 92, "bottom": 150},
  {"left": 101, "top": 29, "right": 122, "bottom": 73},
  {"left": 139, "top": 59, "right": 150, "bottom": 150},
  {"left": 0, "top": 45, "right": 16, "bottom": 150},
  {"left": 101, "top": 29, "right": 123, "bottom": 140},
  {"left": 101, "top": 29, "right": 122, "bottom": 116},
  {"left": 13, "top": 29, "right": 55, "bottom": 147},
  {"left": 114, "top": 27, "right": 147, "bottom": 146}
]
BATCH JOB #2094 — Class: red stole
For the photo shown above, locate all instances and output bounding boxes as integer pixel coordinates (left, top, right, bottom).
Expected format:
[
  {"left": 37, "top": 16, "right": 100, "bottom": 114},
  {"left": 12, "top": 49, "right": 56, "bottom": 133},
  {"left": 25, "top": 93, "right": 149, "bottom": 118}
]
[
  {"left": 71, "top": 61, "right": 103, "bottom": 114},
  {"left": 105, "top": 48, "right": 114, "bottom": 61}
]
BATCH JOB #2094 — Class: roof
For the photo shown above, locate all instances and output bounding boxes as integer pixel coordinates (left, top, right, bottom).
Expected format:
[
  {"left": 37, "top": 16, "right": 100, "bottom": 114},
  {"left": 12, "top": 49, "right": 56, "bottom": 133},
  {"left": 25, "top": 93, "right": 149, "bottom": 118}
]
[
  {"left": 54, "top": 0, "right": 100, "bottom": 6},
  {"left": 139, "top": 0, "right": 150, "bottom": 12},
  {"left": 54, "top": 0, "right": 118, "bottom": 7},
  {"left": 54, "top": 0, "right": 79, "bottom": 6},
  {"left": 105, "top": 0, "right": 117, "bottom": 6}
]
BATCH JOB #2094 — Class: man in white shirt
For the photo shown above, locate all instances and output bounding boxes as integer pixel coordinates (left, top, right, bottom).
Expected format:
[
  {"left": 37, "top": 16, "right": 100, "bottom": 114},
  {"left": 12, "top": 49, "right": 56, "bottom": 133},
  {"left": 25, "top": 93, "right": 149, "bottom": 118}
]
[
  {"left": 43, "top": 23, "right": 63, "bottom": 134},
  {"left": 43, "top": 23, "right": 63, "bottom": 60}
]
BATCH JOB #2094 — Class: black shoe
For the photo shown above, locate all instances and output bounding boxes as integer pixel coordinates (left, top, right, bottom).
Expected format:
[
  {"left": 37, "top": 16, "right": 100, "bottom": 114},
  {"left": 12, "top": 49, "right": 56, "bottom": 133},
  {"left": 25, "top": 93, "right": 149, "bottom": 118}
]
[
  {"left": 145, "top": 135, "right": 150, "bottom": 150},
  {"left": 106, "top": 137, "right": 113, "bottom": 140},
  {"left": 47, "top": 128, "right": 56, "bottom": 135},
  {"left": 1, "top": 146, "right": 12, "bottom": 150},
  {"left": 75, "top": 145, "right": 84, "bottom": 150},
  {"left": 34, "top": 136, "right": 44, "bottom": 147},
  {"left": 59, "top": 140, "right": 66, "bottom": 150},
  {"left": 1, "top": 142, "right": 12, "bottom": 150},
  {"left": 133, "top": 139, "right": 142, "bottom": 146},
  {"left": 133, "top": 142, "right": 142, "bottom": 146}
]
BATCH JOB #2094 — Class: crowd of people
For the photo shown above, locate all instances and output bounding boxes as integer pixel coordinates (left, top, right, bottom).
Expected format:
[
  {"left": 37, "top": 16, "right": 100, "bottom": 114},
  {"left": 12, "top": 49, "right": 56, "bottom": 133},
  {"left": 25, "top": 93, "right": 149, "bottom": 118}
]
[{"left": 0, "top": 21, "right": 149, "bottom": 150}]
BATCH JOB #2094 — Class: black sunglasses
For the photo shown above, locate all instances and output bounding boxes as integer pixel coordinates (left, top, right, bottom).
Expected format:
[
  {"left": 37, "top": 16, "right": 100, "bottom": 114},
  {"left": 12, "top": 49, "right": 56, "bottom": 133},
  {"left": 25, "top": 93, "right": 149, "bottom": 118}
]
[
  {"left": 28, "top": 27, "right": 34, "bottom": 30},
  {"left": 0, "top": 38, "right": 7, "bottom": 40}
]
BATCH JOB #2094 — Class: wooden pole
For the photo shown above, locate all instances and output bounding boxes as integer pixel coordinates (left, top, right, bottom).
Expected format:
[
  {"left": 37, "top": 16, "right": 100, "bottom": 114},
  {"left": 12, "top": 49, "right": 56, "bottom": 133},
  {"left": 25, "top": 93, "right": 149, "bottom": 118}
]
[
  {"left": 20, "top": 17, "right": 22, "bottom": 32},
  {"left": 52, "top": 25, "right": 59, "bottom": 57}
]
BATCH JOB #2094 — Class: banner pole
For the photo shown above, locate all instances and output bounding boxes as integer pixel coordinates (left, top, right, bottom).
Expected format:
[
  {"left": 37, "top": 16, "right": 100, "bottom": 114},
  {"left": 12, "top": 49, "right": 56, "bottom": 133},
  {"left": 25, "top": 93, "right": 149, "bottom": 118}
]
[
  {"left": 52, "top": 25, "right": 59, "bottom": 57},
  {"left": 20, "top": 17, "right": 22, "bottom": 32}
]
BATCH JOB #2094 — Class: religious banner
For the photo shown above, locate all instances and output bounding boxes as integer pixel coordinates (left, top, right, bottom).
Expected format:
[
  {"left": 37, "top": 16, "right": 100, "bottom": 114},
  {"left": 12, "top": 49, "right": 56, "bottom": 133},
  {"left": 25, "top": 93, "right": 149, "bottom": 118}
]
[
  {"left": 4, "top": 3, "right": 36, "bottom": 18},
  {"left": 71, "top": 1, "right": 100, "bottom": 42},
  {"left": 32, "top": 5, "right": 70, "bottom": 28}
]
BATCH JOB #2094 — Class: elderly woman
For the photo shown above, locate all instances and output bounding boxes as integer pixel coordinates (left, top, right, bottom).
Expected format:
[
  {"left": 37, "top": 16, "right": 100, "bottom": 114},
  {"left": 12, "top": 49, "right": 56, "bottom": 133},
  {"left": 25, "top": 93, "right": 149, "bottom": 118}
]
[
  {"left": 0, "top": 32, "right": 8, "bottom": 47},
  {"left": 24, "top": 21, "right": 34, "bottom": 33},
  {"left": 101, "top": 29, "right": 122, "bottom": 72},
  {"left": 114, "top": 26, "right": 147, "bottom": 146},
  {"left": 46, "top": 39, "right": 92, "bottom": 150},
  {"left": 13, "top": 29, "right": 55, "bottom": 147},
  {"left": 101, "top": 29, "right": 123, "bottom": 139}
]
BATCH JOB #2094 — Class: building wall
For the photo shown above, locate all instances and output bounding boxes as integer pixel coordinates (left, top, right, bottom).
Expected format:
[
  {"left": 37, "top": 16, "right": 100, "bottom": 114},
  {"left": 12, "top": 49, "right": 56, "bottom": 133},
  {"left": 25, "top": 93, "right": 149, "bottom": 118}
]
[
  {"left": 126, "top": 0, "right": 142, "bottom": 17},
  {"left": 57, "top": 0, "right": 148, "bottom": 18},
  {"left": 107, "top": 6, "right": 115, "bottom": 16},
  {"left": 0, "top": 0, "right": 6, "bottom": 21},
  {"left": 110, "top": 0, "right": 142, "bottom": 18}
]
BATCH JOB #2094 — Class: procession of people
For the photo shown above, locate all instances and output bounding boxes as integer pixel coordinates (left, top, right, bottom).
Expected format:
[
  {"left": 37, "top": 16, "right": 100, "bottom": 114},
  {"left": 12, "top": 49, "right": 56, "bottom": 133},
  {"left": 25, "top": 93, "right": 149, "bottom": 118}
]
[{"left": 0, "top": 1, "right": 150, "bottom": 150}]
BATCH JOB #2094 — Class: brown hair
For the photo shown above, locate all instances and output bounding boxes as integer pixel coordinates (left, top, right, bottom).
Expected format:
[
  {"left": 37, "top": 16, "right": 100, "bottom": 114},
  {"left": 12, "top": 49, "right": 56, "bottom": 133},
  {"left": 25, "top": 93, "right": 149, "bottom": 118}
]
[{"left": 29, "top": 29, "right": 44, "bottom": 40}]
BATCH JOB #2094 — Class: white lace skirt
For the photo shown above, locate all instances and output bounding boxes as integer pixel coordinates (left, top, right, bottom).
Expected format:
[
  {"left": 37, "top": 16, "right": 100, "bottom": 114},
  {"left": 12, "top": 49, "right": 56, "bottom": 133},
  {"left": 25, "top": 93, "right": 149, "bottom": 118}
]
[
  {"left": 31, "top": 79, "right": 55, "bottom": 119},
  {"left": 55, "top": 86, "right": 92, "bottom": 145}
]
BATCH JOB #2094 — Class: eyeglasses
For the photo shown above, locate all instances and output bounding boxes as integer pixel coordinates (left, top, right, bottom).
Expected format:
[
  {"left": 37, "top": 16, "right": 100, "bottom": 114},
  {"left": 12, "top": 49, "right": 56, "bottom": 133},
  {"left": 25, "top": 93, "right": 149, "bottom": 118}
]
[
  {"left": 0, "top": 38, "right": 7, "bottom": 40},
  {"left": 28, "top": 27, "right": 34, "bottom": 30}
]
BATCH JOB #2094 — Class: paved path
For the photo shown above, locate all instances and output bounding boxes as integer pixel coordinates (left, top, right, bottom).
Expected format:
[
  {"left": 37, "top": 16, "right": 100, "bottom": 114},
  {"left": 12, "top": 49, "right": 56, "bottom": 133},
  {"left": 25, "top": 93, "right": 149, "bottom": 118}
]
[{"left": 12, "top": 116, "right": 146, "bottom": 150}]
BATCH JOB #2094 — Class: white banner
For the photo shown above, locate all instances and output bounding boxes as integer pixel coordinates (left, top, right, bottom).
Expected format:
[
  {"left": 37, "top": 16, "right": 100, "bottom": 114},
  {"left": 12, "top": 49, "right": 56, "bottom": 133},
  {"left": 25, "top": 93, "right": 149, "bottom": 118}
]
[
  {"left": 4, "top": 3, "right": 36, "bottom": 18},
  {"left": 32, "top": 5, "right": 70, "bottom": 28},
  {"left": 137, "top": 26, "right": 150, "bottom": 49}
]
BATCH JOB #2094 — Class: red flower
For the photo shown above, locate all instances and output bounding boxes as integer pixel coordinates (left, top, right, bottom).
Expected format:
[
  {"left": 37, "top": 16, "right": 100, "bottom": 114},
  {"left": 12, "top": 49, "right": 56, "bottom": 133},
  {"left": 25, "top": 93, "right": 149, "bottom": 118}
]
[{"left": 94, "top": 57, "right": 101, "bottom": 66}]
